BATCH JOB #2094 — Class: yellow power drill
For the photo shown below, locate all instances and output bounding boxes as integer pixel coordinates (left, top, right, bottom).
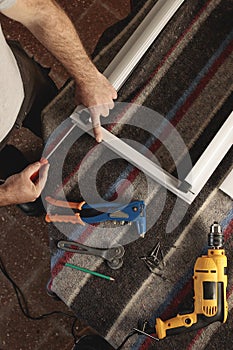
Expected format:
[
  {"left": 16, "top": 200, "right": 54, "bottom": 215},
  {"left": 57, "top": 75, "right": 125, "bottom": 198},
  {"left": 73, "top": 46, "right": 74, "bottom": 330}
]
[
  {"left": 142, "top": 222, "right": 228, "bottom": 339},
  {"left": 73, "top": 223, "right": 228, "bottom": 350}
]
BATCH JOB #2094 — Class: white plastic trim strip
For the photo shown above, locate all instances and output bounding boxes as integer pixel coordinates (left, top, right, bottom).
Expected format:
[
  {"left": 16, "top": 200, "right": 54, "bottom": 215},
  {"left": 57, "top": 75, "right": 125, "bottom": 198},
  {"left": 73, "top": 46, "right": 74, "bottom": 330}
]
[
  {"left": 48, "top": 0, "right": 233, "bottom": 205},
  {"left": 71, "top": 111, "right": 233, "bottom": 204},
  {"left": 104, "top": 0, "right": 186, "bottom": 90},
  {"left": 70, "top": 113, "right": 193, "bottom": 201},
  {"left": 185, "top": 111, "right": 233, "bottom": 199},
  {"left": 220, "top": 168, "right": 233, "bottom": 199}
]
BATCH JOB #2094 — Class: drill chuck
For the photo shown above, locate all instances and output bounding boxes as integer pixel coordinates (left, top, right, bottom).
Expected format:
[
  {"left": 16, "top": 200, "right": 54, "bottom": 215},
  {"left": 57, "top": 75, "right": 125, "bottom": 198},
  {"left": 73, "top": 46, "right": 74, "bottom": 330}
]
[{"left": 208, "top": 222, "right": 224, "bottom": 248}]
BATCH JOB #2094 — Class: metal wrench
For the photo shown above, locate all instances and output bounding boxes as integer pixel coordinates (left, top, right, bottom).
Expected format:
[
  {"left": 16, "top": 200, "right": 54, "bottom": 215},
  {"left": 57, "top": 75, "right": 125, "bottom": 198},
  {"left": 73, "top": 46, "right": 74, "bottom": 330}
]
[{"left": 57, "top": 240, "right": 125, "bottom": 270}]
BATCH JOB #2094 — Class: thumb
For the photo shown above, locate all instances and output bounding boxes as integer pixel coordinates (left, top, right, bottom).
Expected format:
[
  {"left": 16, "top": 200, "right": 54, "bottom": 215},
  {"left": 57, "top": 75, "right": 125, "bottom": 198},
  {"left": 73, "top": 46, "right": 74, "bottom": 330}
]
[{"left": 35, "top": 163, "right": 50, "bottom": 191}]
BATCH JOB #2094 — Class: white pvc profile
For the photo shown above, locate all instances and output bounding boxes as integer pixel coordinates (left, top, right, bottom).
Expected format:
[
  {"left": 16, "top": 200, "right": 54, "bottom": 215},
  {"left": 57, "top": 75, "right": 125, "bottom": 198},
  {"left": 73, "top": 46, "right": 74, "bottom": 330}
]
[
  {"left": 48, "top": 0, "right": 233, "bottom": 204},
  {"left": 47, "top": 0, "right": 185, "bottom": 159},
  {"left": 71, "top": 111, "right": 233, "bottom": 204},
  {"left": 70, "top": 113, "right": 193, "bottom": 201},
  {"left": 104, "top": 0, "right": 186, "bottom": 90},
  {"left": 99, "top": 0, "right": 233, "bottom": 203},
  {"left": 220, "top": 168, "right": 233, "bottom": 199},
  {"left": 184, "top": 111, "right": 233, "bottom": 202}
]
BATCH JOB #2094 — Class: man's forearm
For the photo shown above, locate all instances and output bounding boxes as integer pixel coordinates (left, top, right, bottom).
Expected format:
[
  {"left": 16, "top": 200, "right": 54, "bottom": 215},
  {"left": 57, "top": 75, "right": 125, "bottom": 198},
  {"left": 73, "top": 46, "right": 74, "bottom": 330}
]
[
  {"left": 0, "top": 182, "right": 17, "bottom": 206},
  {"left": 2, "top": 0, "right": 98, "bottom": 85},
  {"left": 2, "top": 0, "right": 117, "bottom": 142},
  {"left": 0, "top": 184, "right": 10, "bottom": 206}
]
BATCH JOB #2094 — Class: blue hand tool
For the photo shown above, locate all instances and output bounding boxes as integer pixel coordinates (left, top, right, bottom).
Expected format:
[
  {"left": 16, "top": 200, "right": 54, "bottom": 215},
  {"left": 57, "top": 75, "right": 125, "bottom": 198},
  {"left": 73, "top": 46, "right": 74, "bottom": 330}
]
[{"left": 45, "top": 196, "right": 146, "bottom": 236}]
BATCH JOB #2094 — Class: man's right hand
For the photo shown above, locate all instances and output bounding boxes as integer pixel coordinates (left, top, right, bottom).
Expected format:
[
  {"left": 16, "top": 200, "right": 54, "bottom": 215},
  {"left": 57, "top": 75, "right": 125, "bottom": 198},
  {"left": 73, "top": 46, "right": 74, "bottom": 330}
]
[
  {"left": 0, "top": 159, "right": 49, "bottom": 206},
  {"left": 1, "top": 0, "right": 118, "bottom": 143},
  {"left": 75, "top": 71, "right": 117, "bottom": 143}
]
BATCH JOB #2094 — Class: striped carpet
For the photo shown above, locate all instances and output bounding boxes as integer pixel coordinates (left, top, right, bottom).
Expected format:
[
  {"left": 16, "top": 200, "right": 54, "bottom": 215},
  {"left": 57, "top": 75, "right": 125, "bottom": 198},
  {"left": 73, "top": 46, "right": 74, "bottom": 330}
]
[{"left": 42, "top": 0, "right": 233, "bottom": 349}]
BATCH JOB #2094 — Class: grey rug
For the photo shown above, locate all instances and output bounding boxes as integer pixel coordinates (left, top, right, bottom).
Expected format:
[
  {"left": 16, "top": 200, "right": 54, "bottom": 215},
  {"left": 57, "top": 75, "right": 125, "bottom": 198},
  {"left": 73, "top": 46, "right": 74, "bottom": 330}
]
[{"left": 42, "top": 1, "right": 233, "bottom": 349}]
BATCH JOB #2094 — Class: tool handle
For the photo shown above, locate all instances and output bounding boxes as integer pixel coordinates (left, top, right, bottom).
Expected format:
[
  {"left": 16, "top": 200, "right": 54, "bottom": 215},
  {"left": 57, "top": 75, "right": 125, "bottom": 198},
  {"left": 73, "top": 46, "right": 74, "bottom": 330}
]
[
  {"left": 45, "top": 214, "right": 85, "bottom": 225},
  {"left": 45, "top": 196, "right": 85, "bottom": 210}
]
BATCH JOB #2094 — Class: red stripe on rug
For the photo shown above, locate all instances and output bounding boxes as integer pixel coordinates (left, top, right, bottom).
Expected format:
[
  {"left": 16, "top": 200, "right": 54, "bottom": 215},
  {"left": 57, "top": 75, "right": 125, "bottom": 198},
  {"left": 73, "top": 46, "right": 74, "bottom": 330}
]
[
  {"left": 171, "top": 40, "right": 233, "bottom": 127},
  {"left": 59, "top": 0, "right": 213, "bottom": 189},
  {"left": 224, "top": 219, "right": 233, "bottom": 240},
  {"left": 50, "top": 1, "right": 230, "bottom": 282},
  {"left": 50, "top": 36, "right": 231, "bottom": 282},
  {"left": 131, "top": 0, "right": 212, "bottom": 104},
  {"left": 124, "top": 38, "right": 232, "bottom": 190}
]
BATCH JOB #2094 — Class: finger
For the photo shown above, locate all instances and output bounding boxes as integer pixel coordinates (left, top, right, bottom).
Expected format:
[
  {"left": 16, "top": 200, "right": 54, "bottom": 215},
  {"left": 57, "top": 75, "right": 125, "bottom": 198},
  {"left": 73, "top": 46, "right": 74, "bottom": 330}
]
[
  {"left": 99, "top": 101, "right": 115, "bottom": 118},
  {"left": 93, "top": 125, "right": 102, "bottom": 143},
  {"left": 93, "top": 103, "right": 111, "bottom": 118},
  {"left": 25, "top": 160, "right": 48, "bottom": 183},
  {"left": 89, "top": 106, "right": 101, "bottom": 125},
  {"left": 100, "top": 105, "right": 110, "bottom": 117},
  {"left": 110, "top": 86, "right": 117, "bottom": 100},
  {"left": 27, "top": 158, "right": 48, "bottom": 184},
  {"left": 89, "top": 107, "right": 103, "bottom": 142},
  {"left": 40, "top": 157, "right": 48, "bottom": 165},
  {"left": 35, "top": 163, "right": 50, "bottom": 191},
  {"left": 108, "top": 100, "right": 115, "bottom": 110}
]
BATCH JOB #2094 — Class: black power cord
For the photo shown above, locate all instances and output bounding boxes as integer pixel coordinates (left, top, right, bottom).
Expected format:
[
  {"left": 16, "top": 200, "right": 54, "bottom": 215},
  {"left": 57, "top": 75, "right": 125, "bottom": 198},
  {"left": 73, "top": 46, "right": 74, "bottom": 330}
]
[
  {"left": 116, "top": 330, "right": 137, "bottom": 350},
  {"left": 0, "top": 256, "right": 158, "bottom": 349},
  {"left": 0, "top": 255, "right": 78, "bottom": 343}
]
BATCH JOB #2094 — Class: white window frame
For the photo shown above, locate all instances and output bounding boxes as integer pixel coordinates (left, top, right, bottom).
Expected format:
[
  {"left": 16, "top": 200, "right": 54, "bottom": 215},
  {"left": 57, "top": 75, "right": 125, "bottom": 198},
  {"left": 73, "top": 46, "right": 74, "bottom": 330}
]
[{"left": 51, "top": 0, "right": 233, "bottom": 204}]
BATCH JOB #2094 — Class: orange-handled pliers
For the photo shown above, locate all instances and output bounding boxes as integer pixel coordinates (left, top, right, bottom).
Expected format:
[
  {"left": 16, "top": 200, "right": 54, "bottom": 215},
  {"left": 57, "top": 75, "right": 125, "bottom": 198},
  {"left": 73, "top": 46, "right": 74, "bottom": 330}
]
[{"left": 45, "top": 196, "right": 86, "bottom": 225}]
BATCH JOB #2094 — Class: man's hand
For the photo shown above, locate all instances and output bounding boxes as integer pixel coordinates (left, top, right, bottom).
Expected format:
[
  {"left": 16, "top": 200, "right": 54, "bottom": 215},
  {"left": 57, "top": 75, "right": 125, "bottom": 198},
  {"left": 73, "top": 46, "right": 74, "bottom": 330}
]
[
  {"left": 75, "top": 71, "right": 117, "bottom": 142},
  {"left": 1, "top": 0, "right": 117, "bottom": 143},
  {"left": 0, "top": 159, "right": 49, "bottom": 206}
]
